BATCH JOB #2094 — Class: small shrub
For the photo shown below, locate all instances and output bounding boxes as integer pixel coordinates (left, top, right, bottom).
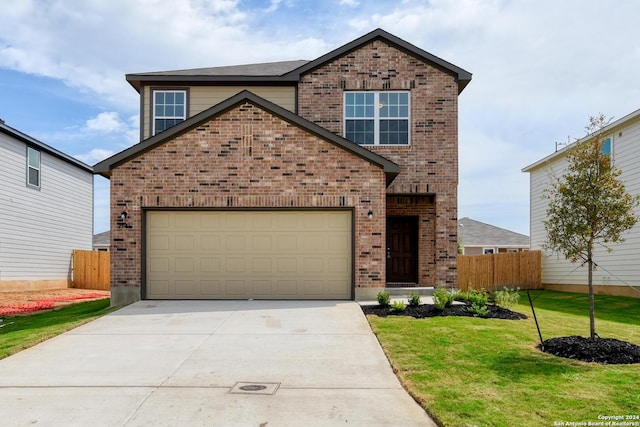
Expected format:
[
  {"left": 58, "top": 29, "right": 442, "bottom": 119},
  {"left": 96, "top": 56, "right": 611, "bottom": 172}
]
[
  {"left": 408, "top": 293, "right": 421, "bottom": 307},
  {"left": 493, "top": 287, "right": 521, "bottom": 309},
  {"left": 433, "top": 288, "right": 454, "bottom": 310},
  {"left": 455, "top": 290, "right": 469, "bottom": 302},
  {"left": 377, "top": 291, "right": 391, "bottom": 308},
  {"left": 467, "top": 302, "right": 489, "bottom": 317},
  {"left": 463, "top": 289, "right": 489, "bottom": 306},
  {"left": 390, "top": 300, "right": 407, "bottom": 313}
]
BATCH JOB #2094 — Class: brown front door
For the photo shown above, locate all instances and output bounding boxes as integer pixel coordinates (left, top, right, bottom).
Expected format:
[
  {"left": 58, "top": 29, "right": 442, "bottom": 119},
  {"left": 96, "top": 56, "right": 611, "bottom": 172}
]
[{"left": 386, "top": 216, "right": 418, "bottom": 283}]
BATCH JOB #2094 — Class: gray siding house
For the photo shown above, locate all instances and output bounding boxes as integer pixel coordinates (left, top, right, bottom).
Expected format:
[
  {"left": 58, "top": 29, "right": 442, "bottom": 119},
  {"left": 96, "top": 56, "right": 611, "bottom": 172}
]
[
  {"left": 0, "top": 120, "right": 93, "bottom": 291},
  {"left": 523, "top": 108, "right": 640, "bottom": 297}
]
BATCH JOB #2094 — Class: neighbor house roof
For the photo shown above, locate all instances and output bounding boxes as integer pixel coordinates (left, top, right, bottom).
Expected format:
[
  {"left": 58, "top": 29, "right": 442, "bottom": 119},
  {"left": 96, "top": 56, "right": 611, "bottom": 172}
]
[
  {"left": 126, "top": 28, "right": 472, "bottom": 94},
  {"left": 0, "top": 120, "right": 92, "bottom": 172},
  {"left": 93, "top": 231, "right": 110, "bottom": 247},
  {"left": 458, "top": 217, "right": 529, "bottom": 248},
  {"left": 93, "top": 90, "right": 400, "bottom": 184},
  {"left": 522, "top": 107, "right": 640, "bottom": 173}
]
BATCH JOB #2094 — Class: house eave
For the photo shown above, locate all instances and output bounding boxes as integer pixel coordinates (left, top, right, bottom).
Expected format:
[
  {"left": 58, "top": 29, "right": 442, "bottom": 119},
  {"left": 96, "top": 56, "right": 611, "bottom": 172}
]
[
  {"left": 284, "top": 28, "right": 472, "bottom": 94},
  {"left": 94, "top": 90, "right": 400, "bottom": 183},
  {"left": 0, "top": 121, "right": 93, "bottom": 173},
  {"left": 523, "top": 106, "right": 640, "bottom": 173}
]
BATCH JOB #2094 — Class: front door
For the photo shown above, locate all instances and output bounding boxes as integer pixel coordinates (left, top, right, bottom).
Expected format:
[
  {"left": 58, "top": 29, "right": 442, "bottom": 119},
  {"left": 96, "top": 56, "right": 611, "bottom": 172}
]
[{"left": 386, "top": 216, "right": 418, "bottom": 283}]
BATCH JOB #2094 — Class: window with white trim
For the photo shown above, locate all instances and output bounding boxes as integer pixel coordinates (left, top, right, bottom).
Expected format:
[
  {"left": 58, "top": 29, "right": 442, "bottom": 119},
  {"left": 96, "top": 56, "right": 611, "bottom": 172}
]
[
  {"left": 344, "top": 91, "right": 410, "bottom": 145},
  {"left": 27, "top": 147, "right": 40, "bottom": 188},
  {"left": 153, "top": 90, "right": 186, "bottom": 135}
]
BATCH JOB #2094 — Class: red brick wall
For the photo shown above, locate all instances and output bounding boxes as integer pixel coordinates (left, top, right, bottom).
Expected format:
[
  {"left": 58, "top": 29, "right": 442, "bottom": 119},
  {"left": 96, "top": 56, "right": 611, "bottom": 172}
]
[
  {"left": 110, "top": 101, "right": 387, "bottom": 305},
  {"left": 297, "top": 39, "right": 459, "bottom": 287}
]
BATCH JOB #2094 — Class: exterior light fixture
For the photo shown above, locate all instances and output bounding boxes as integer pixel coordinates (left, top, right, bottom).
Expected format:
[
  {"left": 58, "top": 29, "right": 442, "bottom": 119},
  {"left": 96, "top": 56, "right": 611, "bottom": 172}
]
[
  {"left": 367, "top": 210, "right": 374, "bottom": 219},
  {"left": 118, "top": 211, "right": 131, "bottom": 228}
]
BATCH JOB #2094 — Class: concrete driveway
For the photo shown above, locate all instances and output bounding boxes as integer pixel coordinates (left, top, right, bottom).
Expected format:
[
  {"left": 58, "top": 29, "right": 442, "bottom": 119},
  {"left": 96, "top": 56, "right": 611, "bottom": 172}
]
[{"left": 0, "top": 300, "right": 436, "bottom": 426}]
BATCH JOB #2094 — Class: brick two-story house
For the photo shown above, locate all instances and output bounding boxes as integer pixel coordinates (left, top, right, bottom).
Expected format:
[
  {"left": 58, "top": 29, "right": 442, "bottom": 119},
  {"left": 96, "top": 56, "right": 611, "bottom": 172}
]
[{"left": 94, "top": 29, "right": 471, "bottom": 306}]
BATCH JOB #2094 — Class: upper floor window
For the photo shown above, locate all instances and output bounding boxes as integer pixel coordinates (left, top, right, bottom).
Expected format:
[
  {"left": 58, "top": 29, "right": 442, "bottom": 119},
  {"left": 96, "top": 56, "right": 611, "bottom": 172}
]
[
  {"left": 601, "top": 137, "right": 612, "bottom": 156},
  {"left": 153, "top": 90, "right": 186, "bottom": 135},
  {"left": 344, "top": 91, "right": 410, "bottom": 145},
  {"left": 27, "top": 146, "right": 40, "bottom": 188}
]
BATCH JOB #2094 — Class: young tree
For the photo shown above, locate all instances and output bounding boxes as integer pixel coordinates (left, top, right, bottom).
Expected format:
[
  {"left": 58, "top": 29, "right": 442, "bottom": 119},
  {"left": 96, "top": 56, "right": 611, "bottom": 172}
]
[{"left": 543, "top": 114, "right": 639, "bottom": 339}]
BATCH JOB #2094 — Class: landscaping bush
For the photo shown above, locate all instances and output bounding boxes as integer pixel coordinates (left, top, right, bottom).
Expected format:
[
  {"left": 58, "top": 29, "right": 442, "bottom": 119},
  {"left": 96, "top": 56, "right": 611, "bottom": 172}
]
[
  {"left": 493, "top": 287, "right": 521, "bottom": 309},
  {"left": 433, "top": 287, "right": 455, "bottom": 310},
  {"left": 408, "top": 293, "right": 421, "bottom": 307},
  {"left": 390, "top": 300, "right": 407, "bottom": 313},
  {"left": 377, "top": 291, "right": 391, "bottom": 308}
]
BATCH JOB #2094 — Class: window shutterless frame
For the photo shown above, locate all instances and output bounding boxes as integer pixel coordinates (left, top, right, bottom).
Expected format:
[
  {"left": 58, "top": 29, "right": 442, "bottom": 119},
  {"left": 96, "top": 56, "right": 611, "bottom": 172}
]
[
  {"left": 343, "top": 91, "right": 410, "bottom": 146},
  {"left": 152, "top": 89, "right": 187, "bottom": 136},
  {"left": 26, "top": 146, "right": 41, "bottom": 189}
]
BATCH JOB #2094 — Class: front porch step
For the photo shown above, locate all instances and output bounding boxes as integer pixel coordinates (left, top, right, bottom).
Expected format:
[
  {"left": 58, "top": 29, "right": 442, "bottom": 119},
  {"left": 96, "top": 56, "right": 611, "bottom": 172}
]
[{"left": 384, "top": 287, "right": 434, "bottom": 297}]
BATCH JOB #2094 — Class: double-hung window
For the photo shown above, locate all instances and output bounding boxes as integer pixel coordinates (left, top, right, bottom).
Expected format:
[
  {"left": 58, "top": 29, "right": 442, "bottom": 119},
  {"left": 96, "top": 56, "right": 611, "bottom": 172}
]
[
  {"left": 27, "top": 147, "right": 40, "bottom": 189},
  {"left": 153, "top": 90, "right": 186, "bottom": 135},
  {"left": 344, "top": 91, "right": 410, "bottom": 145}
]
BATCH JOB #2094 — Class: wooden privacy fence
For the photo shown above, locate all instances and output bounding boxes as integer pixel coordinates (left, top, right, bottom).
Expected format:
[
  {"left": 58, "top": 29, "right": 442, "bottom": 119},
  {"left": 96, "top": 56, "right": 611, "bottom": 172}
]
[
  {"left": 457, "top": 251, "right": 542, "bottom": 291},
  {"left": 72, "top": 250, "right": 110, "bottom": 291}
]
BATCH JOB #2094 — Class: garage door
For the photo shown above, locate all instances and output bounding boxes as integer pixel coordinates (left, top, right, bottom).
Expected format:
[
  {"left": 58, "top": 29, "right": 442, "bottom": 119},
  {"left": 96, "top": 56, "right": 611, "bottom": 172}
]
[{"left": 146, "top": 211, "right": 352, "bottom": 299}]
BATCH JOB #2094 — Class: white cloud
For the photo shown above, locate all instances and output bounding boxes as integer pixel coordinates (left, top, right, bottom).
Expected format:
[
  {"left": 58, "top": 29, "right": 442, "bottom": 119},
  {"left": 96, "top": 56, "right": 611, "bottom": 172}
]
[
  {"left": 75, "top": 148, "right": 115, "bottom": 164},
  {"left": 2, "top": 0, "right": 640, "bottom": 234},
  {"left": 86, "top": 112, "right": 126, "bottom": 133}
]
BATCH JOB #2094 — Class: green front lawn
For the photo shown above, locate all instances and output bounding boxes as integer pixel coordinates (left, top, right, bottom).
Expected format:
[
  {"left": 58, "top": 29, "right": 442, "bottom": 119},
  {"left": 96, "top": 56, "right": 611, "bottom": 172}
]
[
  {"left": 367, "top": 290, "right": 640, "bottom": 427},
  {"left": 0, "top": 299, "right": 115, "bottom": 359}
]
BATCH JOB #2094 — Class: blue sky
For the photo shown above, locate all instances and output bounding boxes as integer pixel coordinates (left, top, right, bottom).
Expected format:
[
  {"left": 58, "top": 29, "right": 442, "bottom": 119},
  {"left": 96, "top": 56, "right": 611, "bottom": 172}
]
[{"left": 2, "top": 0, "right": 640, "bottom": 234}]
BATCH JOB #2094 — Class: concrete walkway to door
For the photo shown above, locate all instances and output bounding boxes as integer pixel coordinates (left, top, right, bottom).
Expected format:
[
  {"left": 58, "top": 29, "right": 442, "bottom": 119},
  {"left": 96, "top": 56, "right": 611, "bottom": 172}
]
[{"left": 0, "top": 300, "right": 436, "bottom": 426}]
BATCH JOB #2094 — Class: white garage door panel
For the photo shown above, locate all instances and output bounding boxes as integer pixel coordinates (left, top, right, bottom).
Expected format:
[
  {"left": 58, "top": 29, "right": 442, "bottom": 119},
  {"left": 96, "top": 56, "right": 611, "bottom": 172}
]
[{"left": 146, "top": 211, "right": 352, "bottom": 299}]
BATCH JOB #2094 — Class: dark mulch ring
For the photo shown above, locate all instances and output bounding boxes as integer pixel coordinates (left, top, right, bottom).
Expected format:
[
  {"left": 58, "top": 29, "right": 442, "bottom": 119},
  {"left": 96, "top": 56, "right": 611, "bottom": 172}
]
[
  {"left": 361, "top": 303, "right": 528, "bottom": 320},
  {"left": 540, "top": 336, "right": 640, "bottom": 365}
]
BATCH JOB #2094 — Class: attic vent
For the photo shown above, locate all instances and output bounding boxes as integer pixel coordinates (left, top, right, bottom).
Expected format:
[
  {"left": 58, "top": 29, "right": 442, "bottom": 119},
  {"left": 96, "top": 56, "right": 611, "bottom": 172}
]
[{"left": 242, "top": 124, "right": 253, "bottom": 157}]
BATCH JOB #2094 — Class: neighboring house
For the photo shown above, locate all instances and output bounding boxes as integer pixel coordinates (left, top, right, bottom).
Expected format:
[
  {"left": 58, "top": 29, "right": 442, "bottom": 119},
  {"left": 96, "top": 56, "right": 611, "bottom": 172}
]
[
  {"left": 523, "top": 108, "right": 640, "bottom": 298},
  {"left": 94, "top": 29, "right": 472, "bottom": 305},
  {"left": 93, "top": 231, "right": 110, "bottom": 251},
  {"left": 458, "top": 217, "right": 529, "bottom": 255},
  {"left": 0, "top": 119, "right": 93, "bottom": 291}
]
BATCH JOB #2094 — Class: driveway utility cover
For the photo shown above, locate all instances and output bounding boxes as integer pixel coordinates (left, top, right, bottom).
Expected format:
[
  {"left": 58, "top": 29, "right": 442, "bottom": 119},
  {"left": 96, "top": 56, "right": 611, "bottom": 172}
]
[
  {"left": 230, "top": 382, "right": 279, "bottom": 395},
  {"left": 0, "top": 300, "right": 436, "bottom": 426}
]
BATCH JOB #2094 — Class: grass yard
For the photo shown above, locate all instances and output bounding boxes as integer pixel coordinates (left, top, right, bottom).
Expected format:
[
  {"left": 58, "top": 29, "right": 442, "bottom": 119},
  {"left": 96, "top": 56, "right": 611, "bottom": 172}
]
[
  {"left": 0, "top": 299, "right": 115, "bottom": 359},
  {"left": 367, "top": 290, "right": 640, "bottom": 427}
]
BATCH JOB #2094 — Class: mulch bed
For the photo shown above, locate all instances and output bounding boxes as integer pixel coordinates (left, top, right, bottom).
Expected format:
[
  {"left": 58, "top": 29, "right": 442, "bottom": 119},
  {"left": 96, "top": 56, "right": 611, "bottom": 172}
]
[
  {"left": 0, "top": 289, "right": 110, "bottom": 316},
  {"left": 540, "top": 336, "right": 640, "bottom": 365},
  {"left": 361, "top": 303, "right": 528, "bottom": 320}
]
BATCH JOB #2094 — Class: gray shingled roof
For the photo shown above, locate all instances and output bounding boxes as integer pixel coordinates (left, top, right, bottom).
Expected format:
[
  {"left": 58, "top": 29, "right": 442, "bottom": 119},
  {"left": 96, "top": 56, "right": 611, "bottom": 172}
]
[
  {"left": 458, "top": 217, "right": 529, "bottom": 247},
  {"left": 126, "top": 29, "right": 472, "bottom": 93},
  {"left": 93, "top": 231, "right": 110, "bottom": 247},
  {"left": 130, "top": 60, "right": 310, "bottom": 77}
]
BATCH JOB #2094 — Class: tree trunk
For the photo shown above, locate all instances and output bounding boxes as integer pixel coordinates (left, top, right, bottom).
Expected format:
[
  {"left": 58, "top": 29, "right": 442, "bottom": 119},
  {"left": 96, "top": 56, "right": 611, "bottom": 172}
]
[{"left": 588, "top": 249, "right": 596, "bottom": 339}]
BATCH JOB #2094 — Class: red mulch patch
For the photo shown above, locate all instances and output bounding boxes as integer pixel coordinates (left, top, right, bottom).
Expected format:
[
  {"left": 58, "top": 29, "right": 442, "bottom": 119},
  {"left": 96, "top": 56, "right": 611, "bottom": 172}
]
[{"left": 0, "top": 289, "right": 110, "bottom": 316}]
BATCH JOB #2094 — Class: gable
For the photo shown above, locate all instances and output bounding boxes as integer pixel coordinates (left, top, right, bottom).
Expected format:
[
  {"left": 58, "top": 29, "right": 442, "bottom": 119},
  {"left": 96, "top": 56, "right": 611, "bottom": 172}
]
[
  {"left": 286, "top": 28, "right": 472, "bottom": 94},
  {"left": 95, "top": 91, "right": 399, "bottom": 184},
  {"left": 113, "top": 101, "right": 388, "bottom": 199}
]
